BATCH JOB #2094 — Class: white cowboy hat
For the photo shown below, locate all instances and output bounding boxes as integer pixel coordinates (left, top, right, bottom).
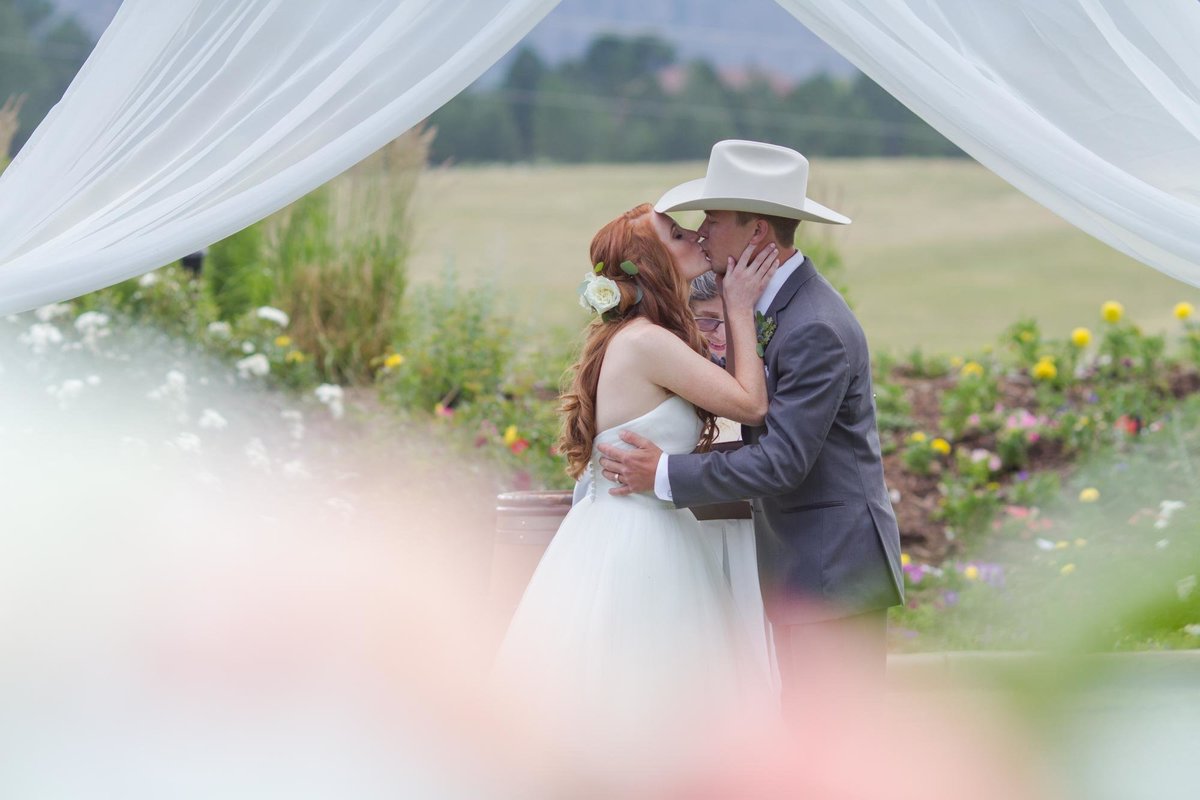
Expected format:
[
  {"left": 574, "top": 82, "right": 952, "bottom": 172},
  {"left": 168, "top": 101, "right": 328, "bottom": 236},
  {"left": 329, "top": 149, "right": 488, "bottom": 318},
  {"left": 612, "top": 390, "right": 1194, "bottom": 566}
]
[{"left": 655, "top": 139, "right": 850, "bottom": 225}]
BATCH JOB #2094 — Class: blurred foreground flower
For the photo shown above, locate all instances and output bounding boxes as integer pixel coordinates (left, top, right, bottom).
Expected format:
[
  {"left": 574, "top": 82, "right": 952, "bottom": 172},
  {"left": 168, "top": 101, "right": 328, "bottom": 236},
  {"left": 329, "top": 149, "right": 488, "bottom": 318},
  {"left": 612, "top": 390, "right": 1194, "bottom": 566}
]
[
  {"left": 236, "top": 353, "right": 270, "bottom": 379},
  {"left": 1101, "top": 301, "right": 1124, "bottom": 324},
  {"left": 1174, "top": 302, "right": 1194, "bottom": 320},
  {"left": 383, "top": 353, "right": 405, "bottom": 369},
  {"left": 314, "top": 383, "right": 345, "bottom": 419},
  {"left": 1070, "top": 327, "right": 1092, "bottom": 348},
  {"left": 256, "top": 306, "right": 290, "bottom": 327},
  {"left": 1079, "top": 487, "right": 1100, "bottom": 503}
]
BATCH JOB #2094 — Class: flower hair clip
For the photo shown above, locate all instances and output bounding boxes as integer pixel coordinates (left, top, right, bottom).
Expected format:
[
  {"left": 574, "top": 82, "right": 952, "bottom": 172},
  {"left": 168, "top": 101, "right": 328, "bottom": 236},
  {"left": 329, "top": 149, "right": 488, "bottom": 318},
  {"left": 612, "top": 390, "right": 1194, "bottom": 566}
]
[{"left": 579, "top": 260, "right": 642, "bottom": 321}]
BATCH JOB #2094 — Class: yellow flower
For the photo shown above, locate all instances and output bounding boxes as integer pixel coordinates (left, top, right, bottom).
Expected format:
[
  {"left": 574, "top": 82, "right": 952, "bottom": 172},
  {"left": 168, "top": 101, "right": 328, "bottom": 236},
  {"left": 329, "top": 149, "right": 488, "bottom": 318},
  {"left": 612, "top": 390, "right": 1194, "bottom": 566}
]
[
  {"left": 949, "top": 356, "right": 964, "bottom": 368},
  {"left": 383, "top": 353, "right": 405, "bottom": 369},
  {"left": 274, "top": 335, "right": 292, "bottom": 348},
  {"left": 1031, "top": 358, "right": 1057, "bottom": 381},
  {"left": 960, "top": 361, "right": 984, "bottom": 378},
  {"left": 931, "top": 438, "right": 952, "bottom": 456},
  {"left": 963, "top": 565, "right": 980, "bottom": 581},
  {"left": 1079, "top": 487, "right": 1100, "bottom": 503},
  {"left": 285, "top": 350, "right": 306, "bottom": 364},
  {"left": 1055, "top": 540, "right": 1069, "bottom": 550},
  {"left": 1060, "top": 563, "right": 1076, "bottom": 576},
  {"left": 901, "top": 553, "right": 911, "bottom": 567},
  {"left": 986, "top": 481, "right": 1001, "bottom": 492},
  {"left": 1175, "top": 302, "right": 1195, "bottom": 321},
  {"left": 909, "top": 431, "right": 928, "bottom": 444},
  {"left": 1101, "top": 300, "right": 1124, "bottom": 324},
  {"left": 1074, "top": 538, "right": 1088, "bottom": 548},
  {"left": 503, "top": 424, "right": 519, "bottom": 446},
  {"left": 1070, "top": 327, "right": 1092, "bottom": 348},
  {"left": 1019, "top": 330, "right": 1036, "bottom": 343}
]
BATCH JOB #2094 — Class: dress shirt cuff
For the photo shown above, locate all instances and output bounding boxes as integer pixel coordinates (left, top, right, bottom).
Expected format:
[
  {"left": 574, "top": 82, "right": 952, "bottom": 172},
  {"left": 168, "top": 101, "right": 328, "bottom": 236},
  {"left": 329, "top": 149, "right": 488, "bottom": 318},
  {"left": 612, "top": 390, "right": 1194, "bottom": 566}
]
[{"left": 654, "top": 453, "right": 673, "bottom": 501}]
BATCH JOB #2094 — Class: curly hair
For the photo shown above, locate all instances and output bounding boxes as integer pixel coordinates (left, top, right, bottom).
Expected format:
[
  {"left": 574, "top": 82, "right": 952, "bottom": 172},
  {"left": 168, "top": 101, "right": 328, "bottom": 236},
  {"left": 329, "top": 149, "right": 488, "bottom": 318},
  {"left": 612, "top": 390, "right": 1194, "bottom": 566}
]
[{"left": 558, "top": 204, "right": 717, "bottom": 479}]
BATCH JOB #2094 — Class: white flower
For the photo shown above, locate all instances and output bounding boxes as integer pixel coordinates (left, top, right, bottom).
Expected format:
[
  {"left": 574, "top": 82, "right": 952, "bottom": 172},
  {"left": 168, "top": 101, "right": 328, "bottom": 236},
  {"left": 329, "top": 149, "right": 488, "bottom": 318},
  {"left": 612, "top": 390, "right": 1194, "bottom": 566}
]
[
  {"left": 1160, "top": 500, "right": 1186, "bottom": 516},
  {"left": 198, "top": 409, "right": 228, "bottom": 430},
  {"left": 166, "top": 370, "right": 187, "bottom": 391},
  {"left": 236, "top": 353, "right": 270, "bottom": 379},
  {"left": 283, "top": 460, "right": 311, "bottom": 480},
  {"left": 245, "top": 437, "right": 271, "bottom": 470},
  {"left": 579, "top": 272, "right": 621, "bottom": 315},
  {"left": 207, "top": 321, "right": 232, "bottom": 338},
  {"left": 173, "top": 432, "right": 202, "bottom": 453},
  {"left": 281, "top": 409, "right": 305, "bottom": 440},
  {"left": 1178, "top": 575, "right": 1196, "bottom": 601},
  {"left": 1183, "top": 624, "right": 1200, "bottom": 637},
  {"left": 20, "top": 323, "right": 63, "bottom": 354},
  {"left": 241, "top": 341, "right": 256, "bottom": 354},
  {"left": 74, "top": 311, "right": 110, "bottom": 334},
  {"left": 138, "top": 271, "right": 160, "bottom": 288},
  {"left": 256, "top": 306, "right": 290, "bottom": 327},
  {"left": 1035, "top": 538, "right": 1056, "bottom": 551},
  {"left": 315, "top": 383, "right": 344, "bottom": 419},
  {"left": 48, "top": 378, "right": 85, "bottom": 406},
  {"left": 34, "top": 303, "right": 72, "bottom": 322}
]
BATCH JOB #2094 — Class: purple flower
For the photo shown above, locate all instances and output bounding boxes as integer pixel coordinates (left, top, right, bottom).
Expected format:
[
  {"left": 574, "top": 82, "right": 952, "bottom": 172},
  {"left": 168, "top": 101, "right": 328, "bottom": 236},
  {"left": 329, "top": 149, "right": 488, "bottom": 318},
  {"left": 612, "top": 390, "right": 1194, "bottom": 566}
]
[
  {"left": 942, "top": 590, "right": 960, "bottom": 607},
  {"left": 1017, "top": 470, "right": 1030, "bottom": 482}
]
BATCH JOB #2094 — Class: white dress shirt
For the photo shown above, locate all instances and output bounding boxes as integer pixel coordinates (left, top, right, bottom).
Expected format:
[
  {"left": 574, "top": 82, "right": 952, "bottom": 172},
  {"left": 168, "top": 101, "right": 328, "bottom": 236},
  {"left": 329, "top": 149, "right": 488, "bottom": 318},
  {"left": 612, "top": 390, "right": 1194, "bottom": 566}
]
[{"left": 652, "top": 248, "right": 804, "bottom": 501}]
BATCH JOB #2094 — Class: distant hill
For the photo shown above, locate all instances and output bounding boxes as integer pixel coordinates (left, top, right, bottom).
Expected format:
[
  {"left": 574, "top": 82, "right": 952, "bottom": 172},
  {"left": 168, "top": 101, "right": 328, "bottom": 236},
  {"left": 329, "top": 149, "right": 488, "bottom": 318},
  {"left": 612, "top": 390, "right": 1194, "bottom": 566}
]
[{"left": 53, "top": 0, "right": 855, "bottom": 81}]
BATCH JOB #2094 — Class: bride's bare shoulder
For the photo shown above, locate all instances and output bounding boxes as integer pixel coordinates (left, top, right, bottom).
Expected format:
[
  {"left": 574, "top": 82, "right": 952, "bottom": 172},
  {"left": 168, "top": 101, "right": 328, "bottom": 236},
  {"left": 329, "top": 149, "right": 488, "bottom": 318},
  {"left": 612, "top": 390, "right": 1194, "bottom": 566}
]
[{"left": 610, "top": 319, "right": 678, "bottom": 352}]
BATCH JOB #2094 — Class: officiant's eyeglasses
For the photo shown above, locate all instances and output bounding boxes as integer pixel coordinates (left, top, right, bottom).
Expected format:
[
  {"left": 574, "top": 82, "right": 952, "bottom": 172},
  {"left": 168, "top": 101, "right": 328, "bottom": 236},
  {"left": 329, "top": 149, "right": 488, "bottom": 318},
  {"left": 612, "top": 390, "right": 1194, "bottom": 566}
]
[{"left": 693, "top": 317, "right": 725, "bottom": 333}]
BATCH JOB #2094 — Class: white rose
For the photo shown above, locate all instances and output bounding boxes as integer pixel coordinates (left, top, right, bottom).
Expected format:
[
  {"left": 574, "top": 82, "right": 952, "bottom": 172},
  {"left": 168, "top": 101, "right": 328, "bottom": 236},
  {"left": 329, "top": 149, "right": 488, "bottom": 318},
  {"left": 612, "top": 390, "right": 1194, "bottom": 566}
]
[{"left": 579, "top": 273, "right": 621, "bottom": 315}]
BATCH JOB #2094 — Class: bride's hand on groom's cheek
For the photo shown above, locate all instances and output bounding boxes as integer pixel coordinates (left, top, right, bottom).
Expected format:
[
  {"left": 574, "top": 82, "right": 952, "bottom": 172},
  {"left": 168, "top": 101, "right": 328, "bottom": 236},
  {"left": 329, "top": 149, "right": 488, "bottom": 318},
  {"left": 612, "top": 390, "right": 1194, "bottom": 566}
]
[{"left": 597, "top": 432, "right": 662, "bottom": 496}]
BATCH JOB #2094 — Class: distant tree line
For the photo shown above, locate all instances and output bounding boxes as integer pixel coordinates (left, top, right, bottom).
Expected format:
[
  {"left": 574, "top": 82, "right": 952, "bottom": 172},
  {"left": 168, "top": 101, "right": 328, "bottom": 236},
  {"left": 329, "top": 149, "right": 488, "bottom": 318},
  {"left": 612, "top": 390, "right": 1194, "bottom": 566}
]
[
  {"left": 430, "top": 33, "right": 962, "bottom": 163},
  {"left": 0, "top": 0, "right": 93, "bottom": 156}
]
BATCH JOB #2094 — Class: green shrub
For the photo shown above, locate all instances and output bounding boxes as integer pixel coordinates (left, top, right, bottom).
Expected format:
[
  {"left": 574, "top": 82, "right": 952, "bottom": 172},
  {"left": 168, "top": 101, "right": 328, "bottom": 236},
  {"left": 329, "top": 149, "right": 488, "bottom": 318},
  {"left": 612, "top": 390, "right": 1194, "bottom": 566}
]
[
  {"left": 384, "top": 272, "right": 514, "bottom": 411},
  {"left": 205, "top": 224, "right": 273, "bottom": 320}
]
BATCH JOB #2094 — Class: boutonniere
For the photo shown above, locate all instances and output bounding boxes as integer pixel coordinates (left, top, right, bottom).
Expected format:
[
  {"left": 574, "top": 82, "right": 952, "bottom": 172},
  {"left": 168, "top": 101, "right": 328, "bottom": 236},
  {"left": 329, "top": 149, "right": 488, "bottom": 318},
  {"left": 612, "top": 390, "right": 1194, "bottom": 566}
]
[{"left": 755, "top": 311, "right": 776, "bottom": 357}]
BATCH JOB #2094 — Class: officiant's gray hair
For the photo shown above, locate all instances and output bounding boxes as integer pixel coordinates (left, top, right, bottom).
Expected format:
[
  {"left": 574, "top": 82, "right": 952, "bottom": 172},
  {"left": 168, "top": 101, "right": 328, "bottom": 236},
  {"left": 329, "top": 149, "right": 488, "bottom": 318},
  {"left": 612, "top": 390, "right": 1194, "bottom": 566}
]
[{"left": 689, "top": 271, "right": 719, "bottom": 303}]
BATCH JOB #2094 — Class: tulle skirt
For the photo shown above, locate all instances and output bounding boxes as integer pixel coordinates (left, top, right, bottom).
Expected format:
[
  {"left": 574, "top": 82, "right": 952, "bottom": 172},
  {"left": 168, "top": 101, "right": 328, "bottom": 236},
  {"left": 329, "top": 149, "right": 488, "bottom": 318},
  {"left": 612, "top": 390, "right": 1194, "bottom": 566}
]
[{"left": 492, "top": 494, "right": 776, "bottom": 766}]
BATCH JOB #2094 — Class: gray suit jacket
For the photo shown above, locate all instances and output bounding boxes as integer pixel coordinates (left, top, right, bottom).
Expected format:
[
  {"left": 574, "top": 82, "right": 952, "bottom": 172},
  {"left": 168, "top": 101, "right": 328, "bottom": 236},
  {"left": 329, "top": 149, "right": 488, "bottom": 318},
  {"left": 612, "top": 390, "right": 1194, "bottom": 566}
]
[{"left": 669, "top": 257, "right": 904, "bottom": 623}]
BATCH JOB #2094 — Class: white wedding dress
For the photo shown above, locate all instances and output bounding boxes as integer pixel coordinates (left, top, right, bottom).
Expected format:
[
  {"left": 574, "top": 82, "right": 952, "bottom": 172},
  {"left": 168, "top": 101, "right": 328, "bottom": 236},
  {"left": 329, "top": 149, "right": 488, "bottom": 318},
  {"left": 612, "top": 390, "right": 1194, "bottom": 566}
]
[{"left": 493, "top": 395, "right": 775, "bottom": 765}]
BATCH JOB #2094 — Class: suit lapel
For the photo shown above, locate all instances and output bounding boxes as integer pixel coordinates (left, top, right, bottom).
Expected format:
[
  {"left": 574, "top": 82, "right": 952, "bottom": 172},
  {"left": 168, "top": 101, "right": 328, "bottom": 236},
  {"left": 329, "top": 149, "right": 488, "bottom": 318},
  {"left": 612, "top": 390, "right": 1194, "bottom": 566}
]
[{"left": 765, "top": 256, "right": 817, "bottom": 320}]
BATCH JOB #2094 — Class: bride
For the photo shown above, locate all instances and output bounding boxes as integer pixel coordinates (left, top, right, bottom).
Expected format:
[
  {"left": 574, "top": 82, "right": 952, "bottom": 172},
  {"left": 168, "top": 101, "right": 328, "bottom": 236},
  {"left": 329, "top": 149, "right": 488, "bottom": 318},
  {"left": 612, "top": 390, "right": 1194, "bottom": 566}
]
[{"left": 492, "top": 203, "right": 780, "bottom": 760}]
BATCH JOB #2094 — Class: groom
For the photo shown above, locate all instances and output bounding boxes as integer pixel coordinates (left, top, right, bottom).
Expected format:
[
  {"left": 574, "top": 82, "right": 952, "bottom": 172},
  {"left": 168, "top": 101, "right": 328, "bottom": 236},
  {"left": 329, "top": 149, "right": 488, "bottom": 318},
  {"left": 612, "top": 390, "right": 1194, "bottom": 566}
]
[{"left": 598, "top": 140, "right": 904, "bottom": 708}]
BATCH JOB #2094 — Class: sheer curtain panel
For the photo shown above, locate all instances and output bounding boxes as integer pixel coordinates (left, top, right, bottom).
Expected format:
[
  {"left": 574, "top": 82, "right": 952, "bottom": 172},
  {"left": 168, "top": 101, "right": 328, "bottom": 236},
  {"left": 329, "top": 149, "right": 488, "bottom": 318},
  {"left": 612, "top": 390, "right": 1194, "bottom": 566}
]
[
  {"left": 0, "top": 0, "right": 560, "bottom": 314},
  {"left": 776, "top": 0, "right": 1200, "bottom": 286}
]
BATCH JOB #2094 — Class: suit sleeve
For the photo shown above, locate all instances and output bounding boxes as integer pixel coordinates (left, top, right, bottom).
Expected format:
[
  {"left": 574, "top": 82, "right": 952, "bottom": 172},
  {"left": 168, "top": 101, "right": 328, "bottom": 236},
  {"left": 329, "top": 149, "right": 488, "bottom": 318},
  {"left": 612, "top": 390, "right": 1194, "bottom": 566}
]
[{"left": 668, "top": 320, "right": 851, "bottom": 507}]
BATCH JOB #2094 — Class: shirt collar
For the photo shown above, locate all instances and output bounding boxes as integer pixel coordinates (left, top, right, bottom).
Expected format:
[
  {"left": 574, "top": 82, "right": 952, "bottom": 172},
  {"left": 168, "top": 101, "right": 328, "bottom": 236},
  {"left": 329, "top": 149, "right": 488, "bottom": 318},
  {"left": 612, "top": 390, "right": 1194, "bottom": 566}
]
[{"left": 755, "top": 248, "right": 804, "bottom": 316}]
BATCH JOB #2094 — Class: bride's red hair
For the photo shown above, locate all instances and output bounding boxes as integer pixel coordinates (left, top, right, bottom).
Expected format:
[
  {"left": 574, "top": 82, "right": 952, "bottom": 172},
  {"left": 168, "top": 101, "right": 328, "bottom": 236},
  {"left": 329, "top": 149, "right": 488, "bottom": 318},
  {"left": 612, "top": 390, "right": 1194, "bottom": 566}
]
[{"left": 559, "top": 203, "right": 717, "bottom": 479}]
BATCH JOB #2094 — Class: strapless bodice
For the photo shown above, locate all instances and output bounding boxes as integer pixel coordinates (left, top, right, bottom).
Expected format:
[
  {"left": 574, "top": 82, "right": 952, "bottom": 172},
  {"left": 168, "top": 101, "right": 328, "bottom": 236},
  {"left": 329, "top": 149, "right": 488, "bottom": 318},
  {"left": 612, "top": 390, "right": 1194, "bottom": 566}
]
[{"left": 586, "top": 395, "right": 702, "bottom": 507}]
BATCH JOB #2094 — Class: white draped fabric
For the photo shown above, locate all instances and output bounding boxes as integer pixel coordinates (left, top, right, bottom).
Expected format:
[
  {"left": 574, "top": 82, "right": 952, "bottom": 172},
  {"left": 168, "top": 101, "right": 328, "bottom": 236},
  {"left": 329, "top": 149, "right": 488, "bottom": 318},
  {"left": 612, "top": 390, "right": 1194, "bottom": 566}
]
[
  {"left": 0, "top": 0, "right": 560, "bottom": 314},
  {"left": 777, "top": 0, "right": 1200, "bottom": 286},
  {"left": 1, "top": 0, "right": 1199, "bottom": 314}
]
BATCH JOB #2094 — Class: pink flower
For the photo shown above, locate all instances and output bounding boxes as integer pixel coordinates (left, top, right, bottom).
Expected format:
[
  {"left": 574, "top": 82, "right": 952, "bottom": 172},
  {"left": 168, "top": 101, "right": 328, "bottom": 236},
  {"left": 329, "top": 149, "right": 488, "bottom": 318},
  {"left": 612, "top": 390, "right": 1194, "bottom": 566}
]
[
  {"left": 509, "top": 438, "right": 531, "bottom": 455},
  {"left": 1027, "top": 431, "right": 1040, "bottom": 444}
]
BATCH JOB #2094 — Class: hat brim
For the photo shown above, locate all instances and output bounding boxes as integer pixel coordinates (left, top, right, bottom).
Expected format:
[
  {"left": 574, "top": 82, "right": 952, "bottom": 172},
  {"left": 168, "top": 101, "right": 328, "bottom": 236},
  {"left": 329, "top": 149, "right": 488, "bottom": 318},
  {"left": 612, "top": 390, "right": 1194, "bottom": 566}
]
[{"left": 654, "top": 178, "right": 851, "bottom": 225}]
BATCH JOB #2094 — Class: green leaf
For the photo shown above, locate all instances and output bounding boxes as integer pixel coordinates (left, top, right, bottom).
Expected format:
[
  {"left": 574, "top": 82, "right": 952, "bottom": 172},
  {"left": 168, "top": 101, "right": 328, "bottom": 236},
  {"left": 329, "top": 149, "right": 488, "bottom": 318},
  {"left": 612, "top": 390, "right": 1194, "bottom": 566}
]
[
  {"left": 756, "top": 343, "right": 765, "bottom": 358},
  {"left": 619, "top": 260, "right": 639, "bottom": 276},
  {"left": 593, "top": 261, "right": 605, "bottom": 274}
]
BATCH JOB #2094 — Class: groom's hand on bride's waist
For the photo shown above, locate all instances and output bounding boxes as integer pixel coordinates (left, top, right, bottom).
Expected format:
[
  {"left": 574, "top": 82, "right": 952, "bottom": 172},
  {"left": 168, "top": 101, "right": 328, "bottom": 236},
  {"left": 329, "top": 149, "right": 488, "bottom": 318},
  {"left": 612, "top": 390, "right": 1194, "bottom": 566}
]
[{"left": 597, "top": 432, "right": 662, "bottom": 496}]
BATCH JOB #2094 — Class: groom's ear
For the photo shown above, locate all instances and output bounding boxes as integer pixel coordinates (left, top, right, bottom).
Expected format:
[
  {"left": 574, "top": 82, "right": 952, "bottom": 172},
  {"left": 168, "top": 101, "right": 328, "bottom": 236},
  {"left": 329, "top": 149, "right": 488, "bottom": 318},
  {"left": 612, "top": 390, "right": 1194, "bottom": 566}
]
[{"left": 749, "top": 218, "right": 771, "bottom": 245}]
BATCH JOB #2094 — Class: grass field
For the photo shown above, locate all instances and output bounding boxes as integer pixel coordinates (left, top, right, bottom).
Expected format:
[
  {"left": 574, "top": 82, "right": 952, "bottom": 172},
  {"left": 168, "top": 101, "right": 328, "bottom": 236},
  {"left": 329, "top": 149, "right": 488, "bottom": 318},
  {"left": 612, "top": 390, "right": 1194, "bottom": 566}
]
[{"left": 407, "top": 159, "right": 1200, "bottom": 355}]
